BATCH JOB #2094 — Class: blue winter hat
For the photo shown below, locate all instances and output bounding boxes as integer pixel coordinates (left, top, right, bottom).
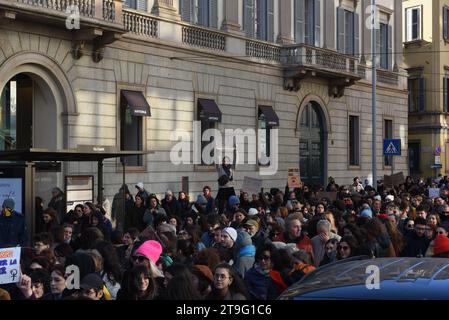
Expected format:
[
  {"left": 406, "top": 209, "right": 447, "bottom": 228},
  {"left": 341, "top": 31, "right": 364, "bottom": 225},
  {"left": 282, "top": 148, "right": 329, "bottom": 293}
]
[
  {"left": 360, "top": 208, "right": 373, "bottom": 219},
  {"left": 2, "top": 198, "right": 14, "bottom": 210},
  {"left": 228, "top": 195, "right": 240, "bottom": 207}
]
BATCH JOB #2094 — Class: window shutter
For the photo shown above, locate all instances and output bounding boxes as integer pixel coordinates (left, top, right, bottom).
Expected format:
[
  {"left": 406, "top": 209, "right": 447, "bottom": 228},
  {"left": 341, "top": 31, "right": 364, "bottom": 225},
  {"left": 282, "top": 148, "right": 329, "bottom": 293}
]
[
  {"left": 375, "top": 24, "right": 380, "bottom": 67},
  {"left": 295, "top": 0, "right": 305, "bottom": 43},
  {"left": 137, "top": 0, "right": 147, "bottom": 11},
  {"left": 180, "top": 0, "right": 191, "bottom": 22},
  {"left": 198, "top": 0, "right": 207, "bottom": 26},
  {"left": 388, "top": 25, "right": 393, "bottom": 70},
  {"left": 209, "top": 0, "right": 218, "bottom": 28},
  {"left": 417, "top": 7, "right": 422, "bottom": 39},
  {"left": 418, "top": 78, "right": 425, "bottom": 112},
  {"left": 257, "top": 0, "right": 267, "bottom": 40},
  {"left": 314, "top": 0, "right": 321, "bottom": 47},
  {"left": 354, "top": 12, "right": 359, "bottom": 57},
  {"left": 244, "top": 0, "right": 255, "bottom": 38},
  {"left": 406, "top": 8, "right": 412, "bottom": 41},
  {"left": 267, "top": 0, "right": 274, "bottom": 42},
  {"left": 444, "top": 7, "right": 448, "bottom": 40},
  {"left": 337, "top": 7, "right": 345, "bottom": 53}
]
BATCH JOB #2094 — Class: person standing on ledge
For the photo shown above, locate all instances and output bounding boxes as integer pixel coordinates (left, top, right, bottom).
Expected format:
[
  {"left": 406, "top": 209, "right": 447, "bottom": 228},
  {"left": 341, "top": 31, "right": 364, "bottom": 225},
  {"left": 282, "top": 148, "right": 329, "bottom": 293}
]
[{"left": 216, "top": 156, "right": 236, "bottom": 215}]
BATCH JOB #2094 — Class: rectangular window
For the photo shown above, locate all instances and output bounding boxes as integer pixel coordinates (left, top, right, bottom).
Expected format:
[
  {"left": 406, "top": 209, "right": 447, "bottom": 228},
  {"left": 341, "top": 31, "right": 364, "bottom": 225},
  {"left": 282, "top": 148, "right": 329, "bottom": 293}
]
[
  {"left": 197, "top": 99, "right": 222, "bottom": 166},
  {"left": 295, "top": 0, "right": 321, "bottom": 46},
  {"left": 258, "top": 106, "right": 279, "bottom": 166},
  {"left": 379, "top": 23, "right": 389, "bottom": 69},
  {"left": 444, "top": 6, "right": 449, "bottom": 41},
  {"left": 384, "top": 119, "right": 393, "bottom": 166},
  {"left": 243, "top": 0, "right": 274, "bottom": 41},
  {"left": 349, "top": 115, "right": 359, "bottom": 166},
  {"left": 406, "top": 7, "right": 421, "bottom": 41},
  {"left": 444, "top": 76, "right": 449, "bottom": 112},
  {"left": 408, "top": 77, "right": 425, "bottom": 112},
  {"left": 179, "top": 0, "right": 218, "bottom": 28},
  {"left": 409, "top": 142, "right": 420, "bottom": 173},
  {"left": 124, "top": 0, "right": 146, "bottom": 11},
  {"left": 120, "top": 96, "right": 143, "bottom": 167},
  {"left": 337, "top": 7, "right": 358, "bottom": 56}
]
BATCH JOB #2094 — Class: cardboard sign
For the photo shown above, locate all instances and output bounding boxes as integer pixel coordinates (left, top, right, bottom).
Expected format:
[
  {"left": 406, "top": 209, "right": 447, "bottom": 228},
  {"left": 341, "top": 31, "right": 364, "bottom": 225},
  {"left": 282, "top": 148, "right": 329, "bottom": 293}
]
[
  {"left": 429, "top": 188, "right": 441, "bottom": 199},
  {"left": 316, "top": 191, "right": 338, "bottom": 202},
  {"left": 383, "top": 172, "right": 405, "bottom": 188},
  {"left": 288, "top": 167, "right": 301, "bottom": 188},
  {"left": 0, "top": 247, "right": 21, "bottom": 285},
  {"left": 241, "top": 176, "right": 263, "bottom": 196},
  {"left": 288, "top": 176, "right": 301, "bottom": 188}
]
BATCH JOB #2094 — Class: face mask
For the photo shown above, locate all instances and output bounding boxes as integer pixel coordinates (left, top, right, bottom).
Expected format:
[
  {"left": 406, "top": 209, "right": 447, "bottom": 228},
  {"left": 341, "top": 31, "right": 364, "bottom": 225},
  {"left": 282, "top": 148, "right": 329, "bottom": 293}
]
[{"left": 2, "top": 208, "right": 12, "bottom": 217}]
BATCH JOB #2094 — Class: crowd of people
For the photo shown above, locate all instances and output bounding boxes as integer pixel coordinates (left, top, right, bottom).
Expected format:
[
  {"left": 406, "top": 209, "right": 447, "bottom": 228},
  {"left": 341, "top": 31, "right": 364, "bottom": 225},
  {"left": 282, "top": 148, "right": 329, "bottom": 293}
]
[{"left": 3, "top": 164, "right": 449, "bottom": 300}]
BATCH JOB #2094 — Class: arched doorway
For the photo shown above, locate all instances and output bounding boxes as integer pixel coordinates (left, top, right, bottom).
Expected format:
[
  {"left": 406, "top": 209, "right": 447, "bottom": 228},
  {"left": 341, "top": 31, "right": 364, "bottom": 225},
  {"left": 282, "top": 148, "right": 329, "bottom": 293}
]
[
  {"left": 0, "top": 73, "right": 58, "bottom": 151},
  {"left": 299, "top": 101, "right": 326, "bottom": 186}
]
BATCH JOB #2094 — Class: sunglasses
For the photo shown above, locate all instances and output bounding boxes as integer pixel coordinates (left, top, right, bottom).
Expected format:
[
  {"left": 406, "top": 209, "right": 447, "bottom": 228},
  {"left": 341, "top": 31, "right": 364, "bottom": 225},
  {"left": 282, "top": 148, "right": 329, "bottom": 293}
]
[
  {"left": 338, "top": 246, "right": 349, "bottom": 251},
  {"left": 407, "top": 224, "right": 414, "bottom": 228},
  {"left": 260, "top": 255, "right": 271, "bottom": 261},
  {"left": 132, "top": 255, "right": 148, "bottom": 263}
]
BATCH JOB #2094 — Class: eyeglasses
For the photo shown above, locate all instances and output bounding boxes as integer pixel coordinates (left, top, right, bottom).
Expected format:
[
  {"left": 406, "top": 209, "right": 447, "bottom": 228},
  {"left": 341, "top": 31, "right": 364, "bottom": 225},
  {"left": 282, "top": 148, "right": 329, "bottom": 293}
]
[
  {"left": 132, "top": 255, "right": 148, "bottom": 263},
  {"left": 214, "top": 274, "right": 230, "bottom": 280},
  {"left": 338, "top": 246, "right": 349, "bottom": 251}
]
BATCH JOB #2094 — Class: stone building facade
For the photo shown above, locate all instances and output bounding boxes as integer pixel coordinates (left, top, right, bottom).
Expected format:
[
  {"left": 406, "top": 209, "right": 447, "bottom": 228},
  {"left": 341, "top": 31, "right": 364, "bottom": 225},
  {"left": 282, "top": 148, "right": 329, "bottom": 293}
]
[{"left": 0, "top": 0, "right": 408, "bottom": 207}]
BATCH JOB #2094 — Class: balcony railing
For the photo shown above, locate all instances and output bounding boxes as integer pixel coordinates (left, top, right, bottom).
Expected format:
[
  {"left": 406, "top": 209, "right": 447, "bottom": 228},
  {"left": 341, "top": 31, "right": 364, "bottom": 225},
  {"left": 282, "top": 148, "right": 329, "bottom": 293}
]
[
  {"left": 182, "top": 25, "right": 226, "bottom": 51},
  {"left": 123, "top": 9, "right": 158, "bottom": 38},
  {"left": 281, "top": 44, "right": 359, "bottom": 77},
  {"left": 246, "top": 39, "right": 281, "bottom": 62},
  {"left": 1, "top": 0, "right": 122, "bottom": 24},
  {"left": 377, "top": 68, "right": 399, "bottom": 85}
]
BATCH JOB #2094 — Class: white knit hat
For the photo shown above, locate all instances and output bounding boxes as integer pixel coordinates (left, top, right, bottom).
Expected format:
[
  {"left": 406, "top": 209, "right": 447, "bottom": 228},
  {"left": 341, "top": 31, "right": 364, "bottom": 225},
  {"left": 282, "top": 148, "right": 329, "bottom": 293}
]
[
  {"left": 248, "top": 208, "right": 259, "bottom": 216},
  {"left": 222, "top": 227, "right": 237, "bottom": 242}
]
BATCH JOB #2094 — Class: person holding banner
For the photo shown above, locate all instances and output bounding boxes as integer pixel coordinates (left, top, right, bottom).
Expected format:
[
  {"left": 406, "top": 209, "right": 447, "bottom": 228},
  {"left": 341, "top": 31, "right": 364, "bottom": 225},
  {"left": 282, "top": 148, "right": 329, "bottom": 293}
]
[
  {"left": 216, "top": 156, "right": 236, "bottom": 215},
  {"left": 0, "top": 198, "right": 27, "bottom": 248}
]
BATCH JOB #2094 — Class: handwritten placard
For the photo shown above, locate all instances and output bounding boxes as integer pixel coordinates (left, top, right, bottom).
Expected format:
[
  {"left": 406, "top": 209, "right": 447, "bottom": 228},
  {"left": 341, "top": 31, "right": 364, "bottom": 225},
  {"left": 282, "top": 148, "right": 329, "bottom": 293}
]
[
  {"left": 316, "top": 191, "right": 338, "bottom": 202},
  {"left": 0, "top": 247, "right": 21, "bottom": 284},
  {"left": 429, "top": 188, "right": 441, "bottom": 199},
  {"left": 241, "top": 177, "right": 263, "bottom": 196}
]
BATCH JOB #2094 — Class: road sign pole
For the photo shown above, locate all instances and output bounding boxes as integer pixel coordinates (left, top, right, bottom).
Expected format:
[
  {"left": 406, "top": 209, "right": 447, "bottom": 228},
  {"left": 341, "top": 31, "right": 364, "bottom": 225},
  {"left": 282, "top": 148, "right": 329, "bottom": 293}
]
[
  {"left": 372, "top": 0, "right": 377, "bottom": 190},
  {"left": 391, "top": 155, "right": 394, "bottom": 176}
]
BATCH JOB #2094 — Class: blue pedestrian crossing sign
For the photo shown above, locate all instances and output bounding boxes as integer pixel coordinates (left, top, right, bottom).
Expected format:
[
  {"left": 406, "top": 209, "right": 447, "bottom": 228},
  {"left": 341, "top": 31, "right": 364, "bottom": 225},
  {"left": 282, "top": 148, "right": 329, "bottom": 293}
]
[{"left": 383, "top": 139, "right": 401, "bottom": 156}]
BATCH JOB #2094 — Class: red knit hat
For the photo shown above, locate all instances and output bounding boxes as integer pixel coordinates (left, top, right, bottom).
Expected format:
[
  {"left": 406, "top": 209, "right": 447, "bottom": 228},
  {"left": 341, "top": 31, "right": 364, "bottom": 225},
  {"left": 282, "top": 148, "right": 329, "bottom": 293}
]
[{"left": 433, "top": 235, "right": 449, "bottom": 256}]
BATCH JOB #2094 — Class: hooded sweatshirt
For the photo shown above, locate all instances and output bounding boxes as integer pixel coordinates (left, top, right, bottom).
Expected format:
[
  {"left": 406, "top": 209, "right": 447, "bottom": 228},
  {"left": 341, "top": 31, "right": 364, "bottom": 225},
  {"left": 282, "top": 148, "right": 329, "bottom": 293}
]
[{"left": 233, "top": 230, "right": 256, "bottom": 278}]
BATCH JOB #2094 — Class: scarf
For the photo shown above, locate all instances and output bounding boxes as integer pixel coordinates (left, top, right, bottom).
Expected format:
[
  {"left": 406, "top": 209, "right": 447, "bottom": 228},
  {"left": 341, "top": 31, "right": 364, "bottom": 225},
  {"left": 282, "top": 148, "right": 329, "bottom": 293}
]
[{"left": 222, "top": 164, "right": 231, "bottom": 178}]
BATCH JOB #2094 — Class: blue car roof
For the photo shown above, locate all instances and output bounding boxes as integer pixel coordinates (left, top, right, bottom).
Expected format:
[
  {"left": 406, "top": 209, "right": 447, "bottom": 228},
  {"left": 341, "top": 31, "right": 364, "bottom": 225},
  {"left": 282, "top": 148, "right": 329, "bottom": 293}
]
[{"left": 279, "top": 257, "right": 449, "bottom": 300}]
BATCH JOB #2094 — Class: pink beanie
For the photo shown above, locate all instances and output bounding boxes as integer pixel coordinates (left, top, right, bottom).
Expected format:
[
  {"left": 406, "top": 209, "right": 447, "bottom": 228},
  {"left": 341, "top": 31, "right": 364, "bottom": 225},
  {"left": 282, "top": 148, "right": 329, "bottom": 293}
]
[{"left": 134, "top": 240, "right": 163, "bottom": 264}]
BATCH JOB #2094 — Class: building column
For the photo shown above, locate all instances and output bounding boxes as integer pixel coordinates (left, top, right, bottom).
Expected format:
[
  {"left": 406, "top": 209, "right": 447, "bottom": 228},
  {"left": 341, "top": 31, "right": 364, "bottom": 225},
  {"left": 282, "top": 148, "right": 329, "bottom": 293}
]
[
  {"left": 277, "top": 0, "right": 294, "bottom": 44},
  {"left": 221, "top": 0, "right": 242, "bottom": 34},
  {"left": 151, "top": 0, "right": 181, "bottom": 20},
  {"left": 324, "top": 0, "right": 336, "bottom": 50}
]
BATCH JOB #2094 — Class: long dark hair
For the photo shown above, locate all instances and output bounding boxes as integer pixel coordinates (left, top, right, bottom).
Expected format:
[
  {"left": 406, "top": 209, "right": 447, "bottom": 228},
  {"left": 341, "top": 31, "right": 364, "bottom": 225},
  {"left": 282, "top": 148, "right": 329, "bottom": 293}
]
[
  {"left": 128, "top": 265, "right": 157, "bottom": 300},
  {"left": 95, "top": 241, "right": 123, "bottom": 283},
  {"left": 167, "top": 270, "right": 201, "bottom": 301},
  {"left": 337, "top": 236, "right": 359, "bottom": 260}
]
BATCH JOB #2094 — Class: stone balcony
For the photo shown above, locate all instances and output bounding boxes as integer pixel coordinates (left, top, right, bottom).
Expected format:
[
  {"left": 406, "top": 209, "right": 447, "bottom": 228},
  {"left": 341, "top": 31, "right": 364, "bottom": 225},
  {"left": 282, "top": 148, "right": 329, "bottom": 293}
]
[{"left": 0, "top": 0, "right": 125, "bottom": 61}]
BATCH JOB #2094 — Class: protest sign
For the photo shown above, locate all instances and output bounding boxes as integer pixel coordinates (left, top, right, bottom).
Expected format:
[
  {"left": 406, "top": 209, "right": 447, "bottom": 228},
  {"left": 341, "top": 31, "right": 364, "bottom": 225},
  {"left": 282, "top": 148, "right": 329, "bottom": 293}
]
[
  {"left": 0, "top": 247, "right": 21, "bottom": 285},
  {"left": 241, "top": 176, "right": 263, "bottom": 195},
  {"left": 287, "top": 168, "right": 301, "bottom": 188},
  {"left": 316, "top": 191, "right": 338, "bottom": 202},
  {"left": 429, "top": 188, "right": 441, "bottom": 199}
]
